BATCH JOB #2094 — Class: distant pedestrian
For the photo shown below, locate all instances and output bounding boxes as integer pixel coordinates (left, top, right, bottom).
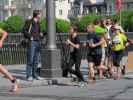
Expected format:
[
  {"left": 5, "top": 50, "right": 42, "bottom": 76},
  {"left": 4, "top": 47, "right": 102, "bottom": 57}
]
[
  {"left": 0, "top": 28, "right": 19, "bottom": 92},
  {"left": 22, "top": 10, "right": 44, "bottom": 81}
]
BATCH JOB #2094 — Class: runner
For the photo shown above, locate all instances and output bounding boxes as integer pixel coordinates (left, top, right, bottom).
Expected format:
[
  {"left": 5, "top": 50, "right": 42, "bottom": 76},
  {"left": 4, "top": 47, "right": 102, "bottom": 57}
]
[
  {"left": 66, "top": 26, "right": 85, "bottom": 86},
  {"left": 0, "top": 28, "right": 19, "bottom": 92},
  {"left": 112, "top": 25, "right": 128, "bottom": 80},
  {"left": 100, "top": 19, "right": 109, "bottom": 78},
  {"left": 86, "top": 24, "right": 103, "bottom": 82},
  {"left": 93, "top": 19, "right": 107, "bottom": 79},
  {"left": 105, "top": 17, "right": 114, "bottom": 78}
]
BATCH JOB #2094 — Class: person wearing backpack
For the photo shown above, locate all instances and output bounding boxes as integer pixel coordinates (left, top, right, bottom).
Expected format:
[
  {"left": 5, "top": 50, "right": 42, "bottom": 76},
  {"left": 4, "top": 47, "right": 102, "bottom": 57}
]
[{"left": 22, "top": 10, "right": 44, "bottom": 81}]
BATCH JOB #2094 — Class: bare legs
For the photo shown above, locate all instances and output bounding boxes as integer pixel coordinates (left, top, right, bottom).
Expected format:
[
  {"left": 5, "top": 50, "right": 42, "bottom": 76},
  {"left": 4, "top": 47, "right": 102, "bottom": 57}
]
[
  {"left": 88, "top": 63, "right": 96, "bottom": 83},
  {"left": 0, "top": 64, "right": 19, "bottom": 92},
  {"left": 0, "top": 64, "right": 15, "bottom": 81}
]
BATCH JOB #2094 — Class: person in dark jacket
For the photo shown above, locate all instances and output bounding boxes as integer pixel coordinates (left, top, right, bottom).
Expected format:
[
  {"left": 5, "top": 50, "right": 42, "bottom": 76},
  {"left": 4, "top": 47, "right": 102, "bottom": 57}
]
[
  {"left": 66, "top": 26, "right": 85, "bottom": 86},
  {"left": 22, "top": 10, "right": 44, "bottom": 81}
]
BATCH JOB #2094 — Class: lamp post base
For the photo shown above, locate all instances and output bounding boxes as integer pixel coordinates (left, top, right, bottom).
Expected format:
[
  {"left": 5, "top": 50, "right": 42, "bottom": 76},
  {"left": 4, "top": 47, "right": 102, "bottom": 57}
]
[{"left": 40, "top": 49, "right": 62, "bottom": 78}]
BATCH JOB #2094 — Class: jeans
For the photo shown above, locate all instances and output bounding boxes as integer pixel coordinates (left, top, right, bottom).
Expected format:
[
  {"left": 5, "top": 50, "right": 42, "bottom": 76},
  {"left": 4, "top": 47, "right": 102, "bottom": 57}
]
[{"left": 26, "top": 41, "right": 41, "bottom": 78}]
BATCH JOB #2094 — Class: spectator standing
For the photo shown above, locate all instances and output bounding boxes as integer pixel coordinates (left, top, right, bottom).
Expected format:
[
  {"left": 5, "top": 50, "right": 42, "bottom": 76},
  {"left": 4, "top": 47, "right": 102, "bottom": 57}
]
[{"left": 22, "top": 10, "right": 44, "bottom": 81}]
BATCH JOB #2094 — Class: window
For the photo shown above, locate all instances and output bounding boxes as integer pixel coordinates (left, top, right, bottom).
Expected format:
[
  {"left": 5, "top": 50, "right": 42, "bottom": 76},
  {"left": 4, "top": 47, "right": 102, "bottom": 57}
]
[
  {"left": 59, "top": 9, "right": 62, "bottom": 15},
  {"left": 59, "top": 0, "right": 63, "bottom": 2},
  {"left": 70, "top": 2, "right": 73, "bottom": 7}
]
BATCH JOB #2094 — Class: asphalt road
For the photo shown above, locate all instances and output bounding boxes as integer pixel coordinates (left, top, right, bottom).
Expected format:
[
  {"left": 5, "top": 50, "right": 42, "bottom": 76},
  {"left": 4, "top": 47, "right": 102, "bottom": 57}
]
[
  {"left": 0, "top": 79, "right": 133, "bottom": 100},
  {"left": 0, "top": 65, "right": 132, "bottom": 100}
]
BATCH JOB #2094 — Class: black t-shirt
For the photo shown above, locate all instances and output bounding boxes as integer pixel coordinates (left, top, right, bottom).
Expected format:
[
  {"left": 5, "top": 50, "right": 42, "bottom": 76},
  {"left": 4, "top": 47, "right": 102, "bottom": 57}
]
[
  {"left": 87, "top": 32, "right": 102, "bottom": 55},
  {"left": 69, "top": 35, "right": 80, "bottom": 53}
]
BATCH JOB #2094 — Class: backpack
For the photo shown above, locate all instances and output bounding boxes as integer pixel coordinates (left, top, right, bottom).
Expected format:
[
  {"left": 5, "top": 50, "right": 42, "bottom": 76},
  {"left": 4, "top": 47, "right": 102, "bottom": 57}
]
[{"left": 21, "top": 19, "right": 33, "bottom": 48}]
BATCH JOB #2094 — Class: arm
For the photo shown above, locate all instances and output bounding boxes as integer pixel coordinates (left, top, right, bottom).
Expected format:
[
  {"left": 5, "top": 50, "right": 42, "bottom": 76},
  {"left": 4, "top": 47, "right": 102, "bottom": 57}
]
[
  {"left": 0, "top": 29, "right": 8, "bottom": 48},
  {"left": 95, "top": 37, "right": 105, "bottom": 47},
  {"left": 67, "top": 39, "right": 80, "bottom": 49},
  {"left": 90, "top": 36, "right": 105, "bottom": 48}
]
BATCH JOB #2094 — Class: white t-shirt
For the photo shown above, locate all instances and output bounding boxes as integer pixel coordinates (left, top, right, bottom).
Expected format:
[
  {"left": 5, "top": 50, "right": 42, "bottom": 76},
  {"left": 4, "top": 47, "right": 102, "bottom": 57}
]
[{"left": 106, "top": 25, "right": 112, "bottom": 40}]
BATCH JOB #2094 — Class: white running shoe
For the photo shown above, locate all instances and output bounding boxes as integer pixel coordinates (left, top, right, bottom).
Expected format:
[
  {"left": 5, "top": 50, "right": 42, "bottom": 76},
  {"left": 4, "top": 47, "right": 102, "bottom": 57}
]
[{"left": 10, "top": 79, "right": 20, "bottom": 92}]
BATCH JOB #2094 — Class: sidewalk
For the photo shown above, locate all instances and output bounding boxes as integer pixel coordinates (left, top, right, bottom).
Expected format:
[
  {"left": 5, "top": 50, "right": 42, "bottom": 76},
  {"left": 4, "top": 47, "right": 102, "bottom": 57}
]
[
  {"left": 0, "top": 65, "right": 74, "bottom": 89},
  {"left": 1, "top": 65, "right": 133, "bottom": 100},
  {"left": 1, "top": 64, "right": 133, "bottom": 88}
]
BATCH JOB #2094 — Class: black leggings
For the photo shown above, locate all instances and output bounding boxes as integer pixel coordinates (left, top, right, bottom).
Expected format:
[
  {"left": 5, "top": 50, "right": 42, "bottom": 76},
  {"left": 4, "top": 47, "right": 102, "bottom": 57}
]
[{"left": 68, "top": 53, "right": 84, "bottom": 82}]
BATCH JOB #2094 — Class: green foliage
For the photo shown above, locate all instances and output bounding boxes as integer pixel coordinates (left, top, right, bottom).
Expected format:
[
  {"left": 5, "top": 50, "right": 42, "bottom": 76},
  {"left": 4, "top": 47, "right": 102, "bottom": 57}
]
[
  {"left": 71, "top": 17, "right": 80, "bottom": 27},
  {"left": 111, "top": 14, "right": 120, "bottom": 22},
  {"left": 121, "top": 11, "right": 133, "bottom": 31},
  {"left": 40, "top": 18, "right": 71, "bottom": 33},
  {"left": 71, "top": 11, "right": 133, "bottom": 32},
  {"left": 40, "top": 18, "right": 46, "bottom": 32},
  {"left": 0, "top": 11, "right": 133, "bottom": 33},
  {"left": 111, "top": 11, "right": 133, "bottom": 31},
  {"left": 71, "top": 14, "right": 104, "bottom": 32},
  {"left": 129, "top": 16, "right": 133, "bottom": 32},
  {"left": 0, "top": 21, "right": 7, "bottom": 30},
  {"left": 78, "top": 14, "right": 97, "bottom": 32},
  {"left": 56, "top": 19, "right": 70, "bottom": 33},
  {"left": 6, "top": 16, "right": 24, "bottom": 33}
]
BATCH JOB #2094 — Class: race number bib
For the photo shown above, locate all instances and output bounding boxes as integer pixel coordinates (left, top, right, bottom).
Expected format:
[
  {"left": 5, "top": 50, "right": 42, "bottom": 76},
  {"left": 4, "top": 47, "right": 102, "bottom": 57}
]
[{"left": 113, "top": 36, "right": 121, "bottom": 44}]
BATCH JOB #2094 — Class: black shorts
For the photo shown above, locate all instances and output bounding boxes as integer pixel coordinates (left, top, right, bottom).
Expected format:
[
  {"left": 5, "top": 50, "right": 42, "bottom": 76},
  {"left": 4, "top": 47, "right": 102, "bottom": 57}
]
[
  {"left": 87, "top": 54, "right": 102, "bottom": 66},
  {"left": 112, "top": 50, "right": 124, "bottom": 67}
]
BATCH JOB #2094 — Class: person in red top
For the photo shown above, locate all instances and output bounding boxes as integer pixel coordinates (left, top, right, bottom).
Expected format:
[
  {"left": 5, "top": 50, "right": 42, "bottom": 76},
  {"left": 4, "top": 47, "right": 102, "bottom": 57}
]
[{"left": 0, "top": 28, "right": 19, "bottom": 92}]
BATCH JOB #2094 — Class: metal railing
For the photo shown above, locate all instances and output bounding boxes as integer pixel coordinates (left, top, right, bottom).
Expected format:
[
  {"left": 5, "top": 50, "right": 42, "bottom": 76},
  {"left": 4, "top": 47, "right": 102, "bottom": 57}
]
[{"left": 1, "top": 32, "right": 133, "bottom": 65}]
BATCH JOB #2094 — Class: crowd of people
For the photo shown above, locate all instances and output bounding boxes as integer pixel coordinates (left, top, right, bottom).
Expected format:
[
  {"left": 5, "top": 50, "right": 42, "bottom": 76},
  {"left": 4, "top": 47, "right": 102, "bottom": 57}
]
[
  {"left": 0, "top": 10, "right": 133, "bottom": 92},
  {"left": 65, "top": 17, "right": 133, "bottom": 85}
]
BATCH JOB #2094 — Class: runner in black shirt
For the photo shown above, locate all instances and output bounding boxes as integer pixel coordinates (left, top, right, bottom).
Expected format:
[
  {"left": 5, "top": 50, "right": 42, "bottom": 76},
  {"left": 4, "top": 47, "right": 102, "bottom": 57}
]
[
  {"left": 66, "top": 26, "right": 85, "bottom": 85},
  {"left": 86, "top": 24, "right": 105, "bottom": 81}
]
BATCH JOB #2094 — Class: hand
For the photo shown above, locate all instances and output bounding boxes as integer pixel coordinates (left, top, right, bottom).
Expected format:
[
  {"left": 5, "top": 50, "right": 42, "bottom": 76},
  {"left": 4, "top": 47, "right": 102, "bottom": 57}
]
[
  {"left": 67, "top": 39, "right": 71, "bottom": 44},
  {"left": 83, "top": 43, "right": 87, "bottom": 47},
  {"left": 125, "top": 42, "right": 129, "bottom": 47},
  {"left": 66, "top": 39, "right": 70, "bottom": 45},
  {"left": 75, "top": 45, "right": 80, "bottom": 49},
  {"left": 90, "top": 44, "right": 96, "bottom": 48},
  {"left": 0, "top": 41, "right": 3, "bottom": 48}
]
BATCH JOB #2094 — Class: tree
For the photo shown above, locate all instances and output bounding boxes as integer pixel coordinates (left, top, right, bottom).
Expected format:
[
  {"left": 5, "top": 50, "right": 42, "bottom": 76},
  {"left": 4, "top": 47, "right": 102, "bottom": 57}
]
[
  {"left": 6, "top": 16, "right": 24, "bottom": 33},
  {"left": 40, "top": 18, "right": 46, "bottom": 32},
  {"left": 0, "top": 21, "right": 7, "bottom": 30},
  {"left": 56, "top": 19, "right": 70, "bottom": 33}
]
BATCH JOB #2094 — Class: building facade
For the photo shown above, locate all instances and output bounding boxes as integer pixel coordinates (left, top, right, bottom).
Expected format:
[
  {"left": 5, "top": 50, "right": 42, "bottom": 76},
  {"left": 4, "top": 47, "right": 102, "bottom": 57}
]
[
  {"left": 1, "top": 0, "right": 133, "bottom": 21},
  {"left": 0, "top": 0, "right": 16, "bottom": 20},
  {"left": 55, "top": 0, "right": 75, "bottom": 21},
  {"left": 68, "top": 0, "right": 133, "bottom": 18},
  {"left": 0, "top": 0, "right": 46, "bottom": 20}
]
